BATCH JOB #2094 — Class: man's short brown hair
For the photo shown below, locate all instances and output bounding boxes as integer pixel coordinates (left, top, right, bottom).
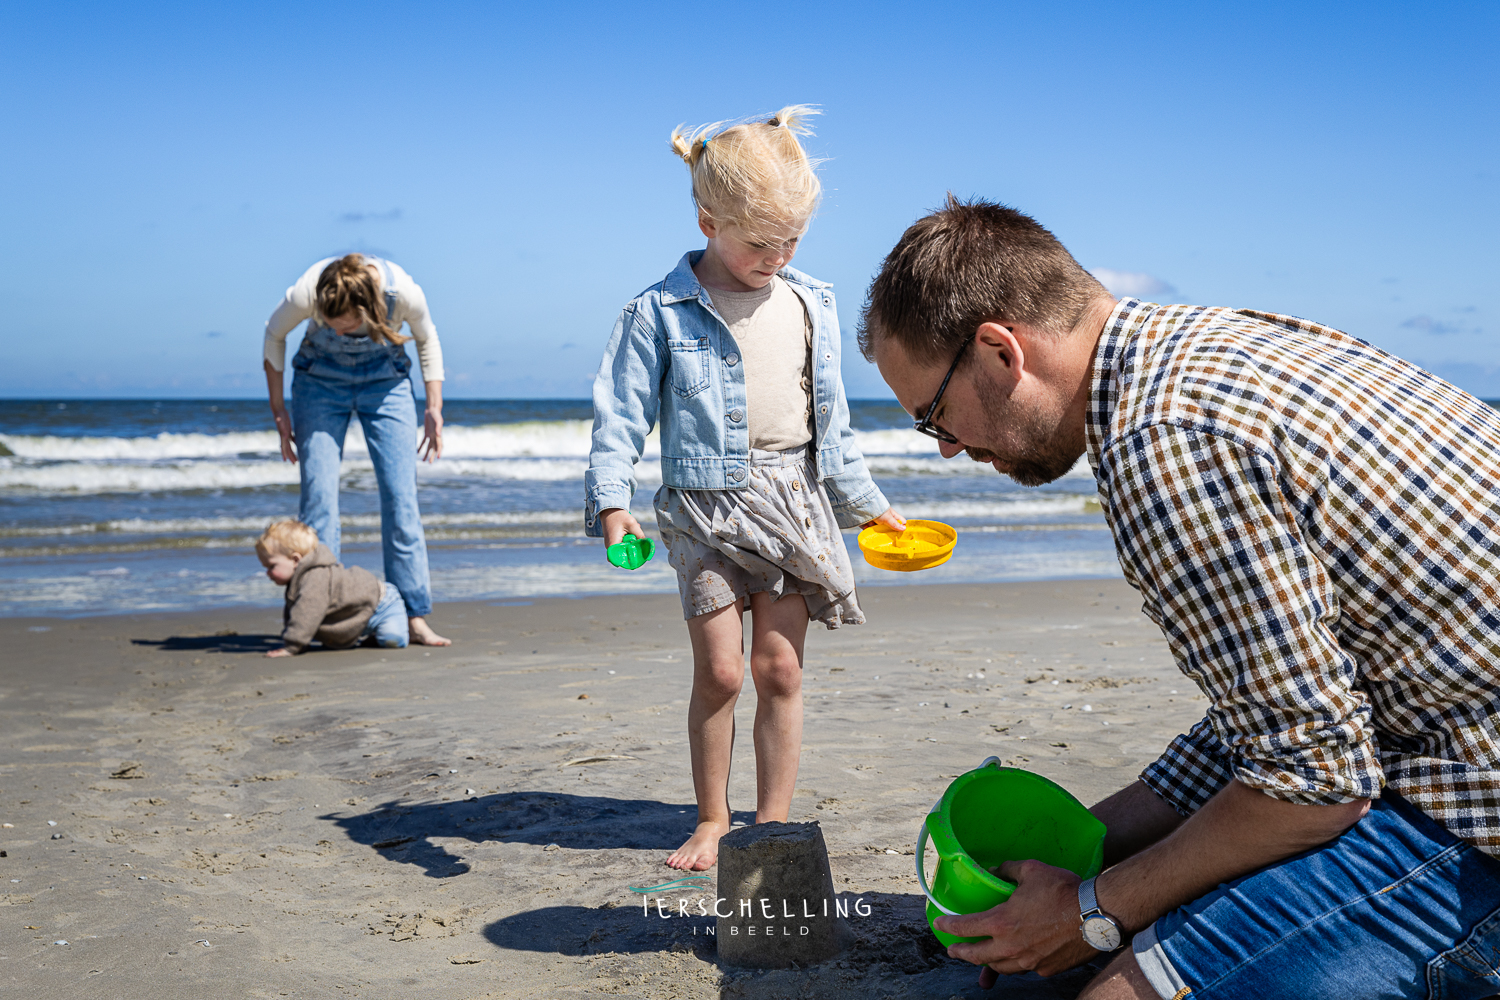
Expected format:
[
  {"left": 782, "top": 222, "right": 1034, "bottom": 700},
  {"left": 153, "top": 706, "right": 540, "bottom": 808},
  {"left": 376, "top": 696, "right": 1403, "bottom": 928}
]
[{"left": 858, "top": 195, "right": 1109, "bottom": 366}]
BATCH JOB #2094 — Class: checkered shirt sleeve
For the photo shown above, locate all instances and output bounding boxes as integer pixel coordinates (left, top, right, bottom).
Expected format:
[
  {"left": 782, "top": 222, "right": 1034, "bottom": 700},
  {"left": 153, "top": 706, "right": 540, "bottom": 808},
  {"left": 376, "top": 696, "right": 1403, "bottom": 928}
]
[{"left": 1101, "top": 424, "right": 1384, "bottom": 809}]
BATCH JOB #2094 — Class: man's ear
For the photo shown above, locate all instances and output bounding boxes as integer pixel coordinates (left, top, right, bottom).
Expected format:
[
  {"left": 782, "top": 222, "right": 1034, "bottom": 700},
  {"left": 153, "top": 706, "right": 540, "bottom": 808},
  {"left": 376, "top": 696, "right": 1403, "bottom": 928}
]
[{"left": 976, "top": 321, "right": 1026, "bottom": 380}]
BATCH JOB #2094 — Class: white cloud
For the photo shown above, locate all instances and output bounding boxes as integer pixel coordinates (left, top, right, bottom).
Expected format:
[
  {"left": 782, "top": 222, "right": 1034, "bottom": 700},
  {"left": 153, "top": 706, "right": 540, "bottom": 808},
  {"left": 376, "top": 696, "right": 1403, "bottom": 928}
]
[{"left": 1090, "top": 268, "right": 1174, "bottom": 298}]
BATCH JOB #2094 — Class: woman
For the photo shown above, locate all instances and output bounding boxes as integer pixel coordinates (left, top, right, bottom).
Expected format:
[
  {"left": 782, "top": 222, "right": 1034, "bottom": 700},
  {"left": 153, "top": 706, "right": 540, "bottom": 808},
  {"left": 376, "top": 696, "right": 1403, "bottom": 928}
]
[{"left": 263, "top": 253, "right": 450, "bottom": 646}]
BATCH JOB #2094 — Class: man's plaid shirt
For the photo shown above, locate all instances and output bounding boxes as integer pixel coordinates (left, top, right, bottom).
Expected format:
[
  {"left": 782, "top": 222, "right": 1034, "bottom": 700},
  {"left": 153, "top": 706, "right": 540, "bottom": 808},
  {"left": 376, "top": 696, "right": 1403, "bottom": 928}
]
[{"left": 1087, "top": 298, "right": 1500, "bottom": 854}]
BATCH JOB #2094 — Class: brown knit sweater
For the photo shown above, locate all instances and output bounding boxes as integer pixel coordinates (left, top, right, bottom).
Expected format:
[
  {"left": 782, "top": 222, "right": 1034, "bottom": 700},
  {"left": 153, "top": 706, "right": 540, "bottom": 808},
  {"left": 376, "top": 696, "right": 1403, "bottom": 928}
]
[{"left": 280, "top": 544, "right": 384, "bottom": 653}]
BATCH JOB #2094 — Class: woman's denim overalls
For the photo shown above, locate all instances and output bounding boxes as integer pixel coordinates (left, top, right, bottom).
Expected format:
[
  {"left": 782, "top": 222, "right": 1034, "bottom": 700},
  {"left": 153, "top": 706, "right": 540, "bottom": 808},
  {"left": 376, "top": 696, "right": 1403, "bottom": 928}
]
[{"left": 289, "top": 256, "right": 431, "bottom": 618}]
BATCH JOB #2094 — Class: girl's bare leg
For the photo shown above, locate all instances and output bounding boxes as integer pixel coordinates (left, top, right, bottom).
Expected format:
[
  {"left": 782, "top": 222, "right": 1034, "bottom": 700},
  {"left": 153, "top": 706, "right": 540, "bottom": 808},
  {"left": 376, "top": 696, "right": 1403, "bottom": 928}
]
[
  {"left": 746, "top": 591, "right": 810, "bottom": 823},
  {"left": 666, "top": 600, "right": 746, "bottom": 871}
]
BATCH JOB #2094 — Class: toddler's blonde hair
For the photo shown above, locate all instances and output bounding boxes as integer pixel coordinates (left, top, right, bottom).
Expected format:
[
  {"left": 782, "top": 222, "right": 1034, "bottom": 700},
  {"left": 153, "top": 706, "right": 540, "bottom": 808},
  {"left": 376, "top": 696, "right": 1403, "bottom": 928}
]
[
  {"left": 670, "top": 105, "right": 823, "bottom": 244},
  {"left": 257, "top": 518, "right": 319, "bottom": 559}
]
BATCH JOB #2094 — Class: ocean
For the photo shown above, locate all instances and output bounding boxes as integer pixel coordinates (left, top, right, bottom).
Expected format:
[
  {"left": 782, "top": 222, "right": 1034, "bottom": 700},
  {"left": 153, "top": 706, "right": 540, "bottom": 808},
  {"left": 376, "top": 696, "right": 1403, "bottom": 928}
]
[{"left": 0, "top": 398, "right": 1120, "bottom": 617}]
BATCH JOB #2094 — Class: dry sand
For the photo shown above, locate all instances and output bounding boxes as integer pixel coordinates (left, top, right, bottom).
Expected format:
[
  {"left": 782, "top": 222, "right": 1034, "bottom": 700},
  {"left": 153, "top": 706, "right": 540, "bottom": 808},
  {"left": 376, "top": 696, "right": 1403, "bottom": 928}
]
[{"left": 0, "top": 580, "right": 1206, "bottom": 999}]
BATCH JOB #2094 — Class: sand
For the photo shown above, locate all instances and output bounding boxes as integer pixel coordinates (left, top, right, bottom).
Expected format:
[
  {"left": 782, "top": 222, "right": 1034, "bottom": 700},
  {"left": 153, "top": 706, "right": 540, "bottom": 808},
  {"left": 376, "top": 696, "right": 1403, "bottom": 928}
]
[{"left": 0, "top": 580, "right": 1206, "bottom": 999}]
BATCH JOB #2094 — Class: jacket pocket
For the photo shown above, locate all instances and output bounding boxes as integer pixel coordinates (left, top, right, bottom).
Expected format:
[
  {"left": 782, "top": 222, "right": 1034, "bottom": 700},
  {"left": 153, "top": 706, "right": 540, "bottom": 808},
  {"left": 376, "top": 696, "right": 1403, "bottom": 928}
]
[{"left": 666, "top": 338, "right": 710, "bottom": 398}]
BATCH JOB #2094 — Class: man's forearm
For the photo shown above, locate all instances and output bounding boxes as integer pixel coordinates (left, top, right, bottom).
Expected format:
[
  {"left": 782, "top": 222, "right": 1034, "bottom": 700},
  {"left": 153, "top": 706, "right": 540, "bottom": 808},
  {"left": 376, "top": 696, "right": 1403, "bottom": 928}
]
[
  {"left": 1092, "top": 780, "right": 1186, "bottom": 867},
  {"left": 1098, "top": 779, "right": 1370, "bottom": 933}
]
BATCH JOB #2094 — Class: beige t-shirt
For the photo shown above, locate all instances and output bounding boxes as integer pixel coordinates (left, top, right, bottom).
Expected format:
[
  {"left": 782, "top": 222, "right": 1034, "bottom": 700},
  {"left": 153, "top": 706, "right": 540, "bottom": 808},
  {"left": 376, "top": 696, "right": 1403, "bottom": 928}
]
[{"left": 707, "top": 277, "right": 813, "bottom": 452}]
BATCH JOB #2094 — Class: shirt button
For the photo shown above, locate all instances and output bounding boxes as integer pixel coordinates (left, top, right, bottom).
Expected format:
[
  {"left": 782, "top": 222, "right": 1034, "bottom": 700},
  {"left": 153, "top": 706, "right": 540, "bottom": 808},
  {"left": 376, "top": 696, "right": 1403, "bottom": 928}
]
[
  {"left": 824, "top": 353, "right": 832, "bottom": 360},
  {"left": 792, "top": 481, "right": 801, "bottom": 491},
  {"left": 732, "top": 469, "right": 746, "bottom": 482},
  {"left": 729, "top": 409, "right": 743, "bottom": 422},
  {"left": 805, "top": 517, "right": 812, "bottom": 527},
  {"left": 725, "top": 353, "right": 739, "bottom": 366}
]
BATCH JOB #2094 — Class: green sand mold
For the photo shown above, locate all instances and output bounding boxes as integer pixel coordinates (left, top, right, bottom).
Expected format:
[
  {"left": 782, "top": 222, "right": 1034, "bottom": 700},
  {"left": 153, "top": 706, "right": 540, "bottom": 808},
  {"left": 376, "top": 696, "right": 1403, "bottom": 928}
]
[
  {"left": 606, "top": 533, "right": 655, "bottom": 571},
  {"left": 917, "top": 759, "right": 1105, "bottom": 946}
]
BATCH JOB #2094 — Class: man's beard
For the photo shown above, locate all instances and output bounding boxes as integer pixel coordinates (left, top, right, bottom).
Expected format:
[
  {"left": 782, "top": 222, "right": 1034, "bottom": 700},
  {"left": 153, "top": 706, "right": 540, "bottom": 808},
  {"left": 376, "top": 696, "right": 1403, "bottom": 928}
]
[{"left": 967, "top": 368, "right": 1081, "bottom": 487}]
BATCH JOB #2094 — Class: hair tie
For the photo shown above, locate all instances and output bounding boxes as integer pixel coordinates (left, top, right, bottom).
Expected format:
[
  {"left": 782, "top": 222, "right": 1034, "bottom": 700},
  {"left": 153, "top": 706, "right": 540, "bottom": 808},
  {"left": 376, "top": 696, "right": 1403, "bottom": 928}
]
[{"left": 701, "top": 137, "right": 710, "bottom": 149}]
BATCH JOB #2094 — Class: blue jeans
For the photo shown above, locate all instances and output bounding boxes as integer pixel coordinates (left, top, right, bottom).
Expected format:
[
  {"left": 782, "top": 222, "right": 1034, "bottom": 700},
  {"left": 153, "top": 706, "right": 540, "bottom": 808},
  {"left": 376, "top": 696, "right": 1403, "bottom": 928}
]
[
  {"left": 360, "top": 583, "right": 409, "bottom": 648},
  {"left": 290, "top": 370, "right": 432, "bottom": 618},
  {"left": 1134, "top": 792, "right": 1500, "bottom": 1000}
]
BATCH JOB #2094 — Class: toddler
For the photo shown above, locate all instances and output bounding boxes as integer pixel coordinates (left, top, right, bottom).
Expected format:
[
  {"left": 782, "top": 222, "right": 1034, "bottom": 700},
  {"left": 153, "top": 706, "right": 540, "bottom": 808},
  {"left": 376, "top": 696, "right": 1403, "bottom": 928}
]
[
  {"left": 586, "top": 106, "right": 903, "bottom": 870},
  {"left": 256, "top": 518, "right": 408, "bottom": 657}
]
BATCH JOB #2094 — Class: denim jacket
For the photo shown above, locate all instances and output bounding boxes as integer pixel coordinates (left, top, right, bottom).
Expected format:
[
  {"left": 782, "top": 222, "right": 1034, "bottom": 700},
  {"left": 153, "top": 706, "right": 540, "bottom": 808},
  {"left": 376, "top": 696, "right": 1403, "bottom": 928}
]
[{"left": 585, "top": 251, "right": 889, "bottom": 536}]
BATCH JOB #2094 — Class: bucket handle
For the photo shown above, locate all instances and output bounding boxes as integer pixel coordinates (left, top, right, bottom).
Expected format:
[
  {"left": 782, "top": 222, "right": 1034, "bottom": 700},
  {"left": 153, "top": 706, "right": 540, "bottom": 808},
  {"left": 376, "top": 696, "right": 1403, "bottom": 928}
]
[{"left": 915, "top": 757, "right": 1003, "bottom": 918}]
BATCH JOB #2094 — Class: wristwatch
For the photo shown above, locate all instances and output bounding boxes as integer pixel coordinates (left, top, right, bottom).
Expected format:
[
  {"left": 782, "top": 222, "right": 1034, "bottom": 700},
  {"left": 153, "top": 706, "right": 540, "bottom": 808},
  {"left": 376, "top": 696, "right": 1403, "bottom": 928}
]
[{"left": 1078, "top": 876, "right": 1123, "bottom": 952}]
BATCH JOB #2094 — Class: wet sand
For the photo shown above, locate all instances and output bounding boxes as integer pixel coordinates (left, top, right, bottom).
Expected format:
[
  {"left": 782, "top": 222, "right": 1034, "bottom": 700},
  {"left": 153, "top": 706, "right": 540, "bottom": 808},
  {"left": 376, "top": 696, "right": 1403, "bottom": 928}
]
[{"left": 0, "top": 580, "right": 1205, "bottom": 999}]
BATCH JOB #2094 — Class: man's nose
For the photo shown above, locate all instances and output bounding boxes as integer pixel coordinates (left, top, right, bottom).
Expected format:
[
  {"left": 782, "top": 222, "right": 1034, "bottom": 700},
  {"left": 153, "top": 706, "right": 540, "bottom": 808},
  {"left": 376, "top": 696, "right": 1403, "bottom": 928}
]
[{"left": 938, "top": 440, "right": 964, "bottom": 459}]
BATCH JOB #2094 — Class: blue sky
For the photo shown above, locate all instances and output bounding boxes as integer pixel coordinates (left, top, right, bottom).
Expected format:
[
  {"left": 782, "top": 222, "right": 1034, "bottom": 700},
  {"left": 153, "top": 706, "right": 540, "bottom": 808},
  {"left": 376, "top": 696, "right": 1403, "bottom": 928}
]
[{"left": 3, "top": 2, "right": 1496, "bottom": 399}]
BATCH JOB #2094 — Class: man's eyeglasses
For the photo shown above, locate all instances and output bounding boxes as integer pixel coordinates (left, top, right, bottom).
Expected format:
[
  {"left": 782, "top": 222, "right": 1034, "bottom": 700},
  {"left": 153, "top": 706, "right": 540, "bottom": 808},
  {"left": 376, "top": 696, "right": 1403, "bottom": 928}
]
[{"left": 912, "top": 339, "right": 971, "bottom": 445}]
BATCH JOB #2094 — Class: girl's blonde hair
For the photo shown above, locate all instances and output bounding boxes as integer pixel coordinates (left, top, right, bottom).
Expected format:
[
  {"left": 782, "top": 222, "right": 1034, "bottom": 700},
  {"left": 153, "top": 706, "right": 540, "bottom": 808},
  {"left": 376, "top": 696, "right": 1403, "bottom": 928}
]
[
  {"left": 315, "top": 254, "right": 409, "bottom": 346},
  {"left": 669, "top": 105, "right": 823, "bottom": 243},
  {"left": 257, "top": 518, "right": 319, "bottom": 559}
]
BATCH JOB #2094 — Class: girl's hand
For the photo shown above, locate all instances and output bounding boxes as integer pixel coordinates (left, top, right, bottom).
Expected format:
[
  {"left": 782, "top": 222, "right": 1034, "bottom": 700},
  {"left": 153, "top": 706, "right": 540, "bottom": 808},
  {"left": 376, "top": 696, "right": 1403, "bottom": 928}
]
[
  {"left": 272, "top": 407, "right": 297, "bottom": 463},
  {"left": 601, "top": 508, "right": 644, "bottom": 547},
  {"left": 862, "top": 507, "right": 907, "bottom": 532}
]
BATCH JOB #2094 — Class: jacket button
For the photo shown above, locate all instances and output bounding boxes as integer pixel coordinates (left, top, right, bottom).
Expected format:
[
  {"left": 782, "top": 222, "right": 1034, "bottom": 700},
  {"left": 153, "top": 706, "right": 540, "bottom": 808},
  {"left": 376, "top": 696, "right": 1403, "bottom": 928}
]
[
  {"left": 732, "top": 469, "right": 746, "bottom": 482},
  {"left": 729, "top": 409, "right": 743, "bottom": 422},
  {"left": 820, "top": 405, "right": 829, "bottom": 415},
  {"left": 725, "top": 353, "right": 739, "bottom": 366},
  {"left": 824, "top": 353, "right": 833, "bottom": 361}
]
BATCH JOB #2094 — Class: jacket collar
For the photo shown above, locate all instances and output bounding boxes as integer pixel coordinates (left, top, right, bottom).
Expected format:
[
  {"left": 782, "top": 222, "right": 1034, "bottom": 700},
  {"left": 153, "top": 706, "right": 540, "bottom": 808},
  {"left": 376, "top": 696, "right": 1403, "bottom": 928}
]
[{"left": 659, "top": 250, "right": 830, "bottom": 306}]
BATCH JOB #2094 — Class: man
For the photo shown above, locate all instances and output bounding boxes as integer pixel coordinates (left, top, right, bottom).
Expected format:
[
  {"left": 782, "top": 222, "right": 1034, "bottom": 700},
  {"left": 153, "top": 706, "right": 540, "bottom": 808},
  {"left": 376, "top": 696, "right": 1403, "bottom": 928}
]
[{"left": 860, "top": 196, "right": 1500, "bottom": 1000}]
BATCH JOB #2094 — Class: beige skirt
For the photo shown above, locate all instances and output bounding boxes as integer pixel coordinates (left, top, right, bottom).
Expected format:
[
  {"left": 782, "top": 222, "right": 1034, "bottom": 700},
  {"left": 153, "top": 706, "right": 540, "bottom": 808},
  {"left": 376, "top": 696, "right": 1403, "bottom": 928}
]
[{"left": 652, "top": 445, "right": 864, "bottom": 629}]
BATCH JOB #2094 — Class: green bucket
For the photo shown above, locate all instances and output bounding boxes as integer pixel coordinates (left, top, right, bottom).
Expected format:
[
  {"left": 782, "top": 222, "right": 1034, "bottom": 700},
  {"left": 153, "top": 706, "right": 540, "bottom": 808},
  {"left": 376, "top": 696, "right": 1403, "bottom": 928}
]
[{"left": 916, "top": 757, "right": 1106, "bottom": 945}]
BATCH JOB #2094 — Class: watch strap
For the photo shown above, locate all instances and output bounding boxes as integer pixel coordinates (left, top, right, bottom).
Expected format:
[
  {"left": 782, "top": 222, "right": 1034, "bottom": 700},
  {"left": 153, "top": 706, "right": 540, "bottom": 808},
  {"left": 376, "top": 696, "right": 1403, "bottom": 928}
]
[{"left": 1079, "top": 876, "right": 1101, "bottom": 916}]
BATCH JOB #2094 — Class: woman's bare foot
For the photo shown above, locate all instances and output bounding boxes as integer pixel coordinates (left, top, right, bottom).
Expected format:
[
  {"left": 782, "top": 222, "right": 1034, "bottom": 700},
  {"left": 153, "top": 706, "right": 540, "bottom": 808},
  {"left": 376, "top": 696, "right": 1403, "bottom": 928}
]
[
  {"left": 408, "top": 616, "right": 451, "bottom": 646},
  {"left": 666, "top": 820, "right": 730, "bottom": 871}
]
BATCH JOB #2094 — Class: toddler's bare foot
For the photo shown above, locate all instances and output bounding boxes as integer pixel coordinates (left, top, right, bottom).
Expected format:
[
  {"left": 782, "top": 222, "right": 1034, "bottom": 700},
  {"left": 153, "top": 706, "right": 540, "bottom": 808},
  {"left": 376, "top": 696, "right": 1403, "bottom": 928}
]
[
  {"left": 666, "top": 820, "right": 729, "bottom": 871},
  {"left": 408, "top": 616, "right": 451, "bottom": 646}
]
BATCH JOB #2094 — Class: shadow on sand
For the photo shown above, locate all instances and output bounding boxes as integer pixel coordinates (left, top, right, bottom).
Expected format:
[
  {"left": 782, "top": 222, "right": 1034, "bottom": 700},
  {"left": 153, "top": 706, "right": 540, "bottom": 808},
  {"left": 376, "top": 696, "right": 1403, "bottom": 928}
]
[
  {"left": 131, "top": 631, "right": 281, "bottom": 653},
  {"left": 329, "top": 791, "right": 755, "bottom": 877}
]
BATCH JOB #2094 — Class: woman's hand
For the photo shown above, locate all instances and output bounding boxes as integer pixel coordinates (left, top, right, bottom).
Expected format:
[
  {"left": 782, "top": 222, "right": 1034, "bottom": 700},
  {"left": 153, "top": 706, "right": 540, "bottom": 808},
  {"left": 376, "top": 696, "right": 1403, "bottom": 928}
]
[
  {"left": 264, "top": 359, "right": 297, "bottom": 463},
  {"left": 861, "top": 507, "right": 907, "bottom": 531},
  {"left": 271, "top": 406, "right": 297, "bottom": 463},
  {"left": 600, "top": 508, "right": 644, "bottom": 548},
  {"left": 420, "top": 380, "right": 444, "bottom": 462},
  {"left": 421, "top": 407, "right": 444, "bottom": 462}
]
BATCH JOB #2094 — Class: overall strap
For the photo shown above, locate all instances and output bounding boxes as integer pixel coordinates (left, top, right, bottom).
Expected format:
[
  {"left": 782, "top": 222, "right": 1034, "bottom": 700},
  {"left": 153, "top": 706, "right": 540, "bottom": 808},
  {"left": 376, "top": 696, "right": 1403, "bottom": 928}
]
[{"left": 368, "top": 256, "right": 400, "bottom": 320}]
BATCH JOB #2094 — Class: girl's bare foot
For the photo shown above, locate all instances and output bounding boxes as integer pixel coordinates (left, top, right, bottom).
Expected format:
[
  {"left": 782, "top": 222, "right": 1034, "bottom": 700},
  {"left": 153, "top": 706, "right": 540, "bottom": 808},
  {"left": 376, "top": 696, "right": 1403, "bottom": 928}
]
[
  {"left": 666, "top": 820, "right": 730, "bottom": 871},
  {"left": 408, "top": 616, "right": 451, "bottom": 646}
]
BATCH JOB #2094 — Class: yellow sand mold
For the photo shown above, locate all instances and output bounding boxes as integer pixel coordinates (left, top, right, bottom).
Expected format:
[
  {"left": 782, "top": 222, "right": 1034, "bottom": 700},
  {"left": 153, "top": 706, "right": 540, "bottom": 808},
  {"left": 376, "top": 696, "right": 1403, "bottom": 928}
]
[{"left": 857, "top": 519, "right": 957, "bottom": 572}]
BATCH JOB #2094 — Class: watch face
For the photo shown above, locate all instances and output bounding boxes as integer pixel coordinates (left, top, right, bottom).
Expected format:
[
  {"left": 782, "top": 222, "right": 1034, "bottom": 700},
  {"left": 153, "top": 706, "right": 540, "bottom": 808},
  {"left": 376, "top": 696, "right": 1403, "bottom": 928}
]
[{"left": 1082, "top": 915, "right": 1122, "bottom": 951}]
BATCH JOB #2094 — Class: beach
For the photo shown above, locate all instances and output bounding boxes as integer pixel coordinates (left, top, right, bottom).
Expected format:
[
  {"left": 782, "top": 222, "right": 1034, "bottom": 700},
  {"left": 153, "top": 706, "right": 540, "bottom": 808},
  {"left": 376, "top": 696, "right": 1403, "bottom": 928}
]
[{"left": 0, "top": 579, "right": 1204, "bottom": 999}]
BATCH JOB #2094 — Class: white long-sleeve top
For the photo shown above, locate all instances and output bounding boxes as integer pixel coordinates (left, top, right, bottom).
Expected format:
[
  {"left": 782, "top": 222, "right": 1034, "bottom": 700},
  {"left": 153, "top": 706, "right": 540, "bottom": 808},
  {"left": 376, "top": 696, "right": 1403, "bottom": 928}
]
[{"left": 263, "top": 257, "right": 445, "bottom": 382}]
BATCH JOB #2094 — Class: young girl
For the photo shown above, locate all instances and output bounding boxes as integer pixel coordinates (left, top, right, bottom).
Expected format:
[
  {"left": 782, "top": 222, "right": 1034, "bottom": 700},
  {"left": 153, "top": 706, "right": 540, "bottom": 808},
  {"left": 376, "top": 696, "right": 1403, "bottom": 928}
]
[{"left": 586, "top": 106, "right": 903, "bottom": 871}]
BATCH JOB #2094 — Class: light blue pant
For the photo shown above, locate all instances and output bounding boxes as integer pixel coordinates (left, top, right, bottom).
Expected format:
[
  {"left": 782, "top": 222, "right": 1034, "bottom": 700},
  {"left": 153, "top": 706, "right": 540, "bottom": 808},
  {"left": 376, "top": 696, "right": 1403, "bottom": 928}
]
[
  {"left": 290, "top": 371, "right": 433, "bottom": 618},
  {"left": 361, "top": 583, "right": 409, "bottom": 648}
]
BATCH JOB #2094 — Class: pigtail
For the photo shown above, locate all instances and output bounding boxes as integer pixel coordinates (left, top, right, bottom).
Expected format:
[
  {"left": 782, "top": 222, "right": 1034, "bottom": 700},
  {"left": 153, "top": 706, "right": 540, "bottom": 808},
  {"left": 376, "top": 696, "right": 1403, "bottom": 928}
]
[{"left": 768, "top": 104, "right": 819, "bottom": 136}]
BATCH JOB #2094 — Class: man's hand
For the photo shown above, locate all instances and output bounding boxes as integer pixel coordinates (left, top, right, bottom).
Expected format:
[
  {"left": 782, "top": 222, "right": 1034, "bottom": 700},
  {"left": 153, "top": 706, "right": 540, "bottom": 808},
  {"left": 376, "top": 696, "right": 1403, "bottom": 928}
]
[
  {"left": 935, "top": 860, "right": 1099, "bottom": 980},
  {"left": 265, "top": 648, "right": 293, "bottom": 658},
  {"left": 861, "top": 506, "right": 907, "bottom": 531},
  {"left": 600, "top": 508, "right": 643, "bottom": 548}
]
